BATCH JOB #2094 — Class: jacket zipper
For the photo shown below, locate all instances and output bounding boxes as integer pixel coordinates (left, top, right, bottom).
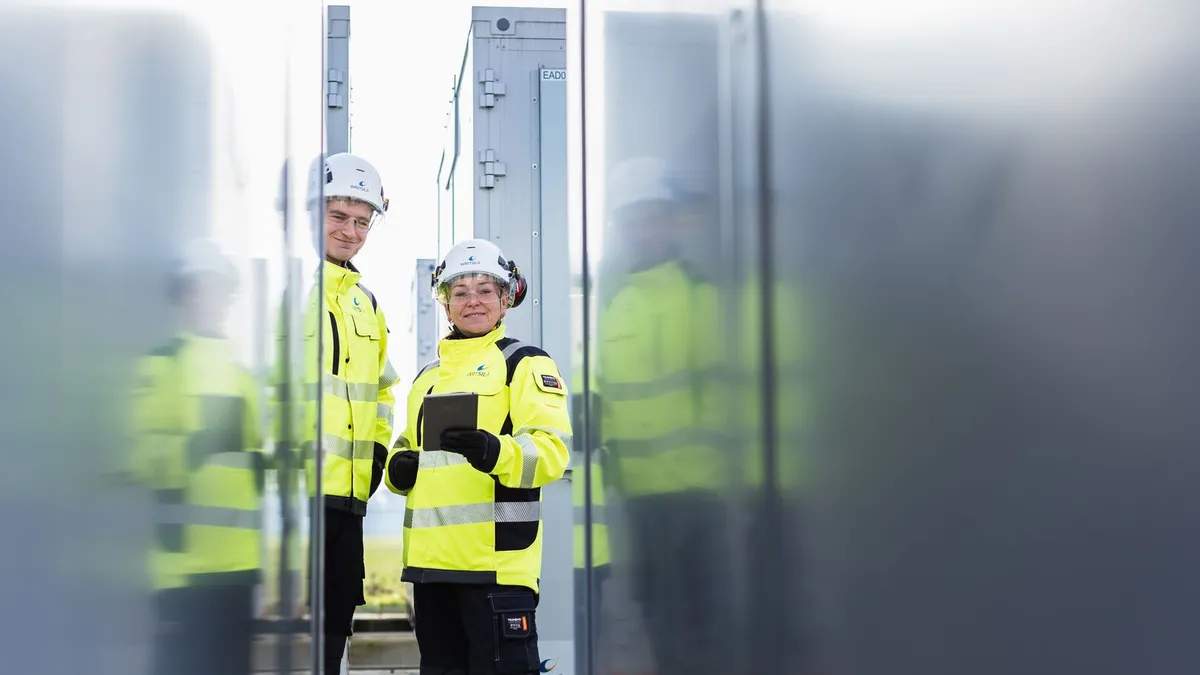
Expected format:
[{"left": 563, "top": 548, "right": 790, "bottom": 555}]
[
  {"left": 328, "top": 309, "right": 350, "bottom": 503},
  {"left": 328, "top": 311, "right": 341, "bottom": 376}
]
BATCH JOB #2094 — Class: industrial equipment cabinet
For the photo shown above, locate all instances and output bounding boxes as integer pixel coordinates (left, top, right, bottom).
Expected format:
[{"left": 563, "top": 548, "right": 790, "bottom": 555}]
[{"left": 432, "top": 6, "right": 574, "bottom": 673}]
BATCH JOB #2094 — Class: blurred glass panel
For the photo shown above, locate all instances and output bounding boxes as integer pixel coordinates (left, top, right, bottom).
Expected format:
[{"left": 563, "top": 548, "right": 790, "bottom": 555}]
[
  {"left": 762, "top": 0, "right": 1200, "bottom": 673},
  {"left": 580, "top": 1, "right": 1200, "bottom": 674},
  {"left": 0, "top": 1, "right": 324, "bottom": 673},
  {"left": 578, "top": 3, "right": 758, "bottom": 674}
]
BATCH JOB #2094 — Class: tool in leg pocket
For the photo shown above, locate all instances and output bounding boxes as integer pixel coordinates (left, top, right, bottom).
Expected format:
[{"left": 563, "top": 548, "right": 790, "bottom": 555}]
[{"left": 489, "top": 592, "right": 540, "bottom": 674}]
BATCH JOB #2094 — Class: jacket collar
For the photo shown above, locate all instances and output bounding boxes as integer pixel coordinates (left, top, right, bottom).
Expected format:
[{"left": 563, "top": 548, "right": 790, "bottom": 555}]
[
  {"left": 322, "top": 259, "right": 362, "bottom": 296},
  {"left": 438, "top": 324, "right": 506, "bottom": 368}
]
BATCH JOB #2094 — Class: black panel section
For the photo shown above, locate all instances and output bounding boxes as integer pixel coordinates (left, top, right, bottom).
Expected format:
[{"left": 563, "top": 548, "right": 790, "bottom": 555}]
[
  {"left": 402, "top": 566, "right": 498, "bottom": 585},
  {"left": 494, "top": 481, "right": 540, "bottom": 552},
  {"left": 187, "top": 395, "right": 246, "bottom": 468},
  {"left": 153, "top": 488, "right": 185, "bottom": 552},
  {"left": 323, "top": 494, "right": 367, "bottom": 517},
  {"left": 189, "top": 569, "right": 261, "bottom": 587},
  {"left": 149, "top": 339, "right": 183, "bottom": 357},
  {"left": 328, "top": 310, "right": 340, "bottom": 376},
  {"left": 495, "top": 521, "right": 540, "bottom": 552}
]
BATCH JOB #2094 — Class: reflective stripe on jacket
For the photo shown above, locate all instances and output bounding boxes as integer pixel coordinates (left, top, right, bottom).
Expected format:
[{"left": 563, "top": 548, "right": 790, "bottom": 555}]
[
  {"left": 131, "top": 333, "right": 264, "bottom": 588},
  {"left": 300, "top": 261, "right": 397, "bottom": 514},
  {"left": 387, "top": 324, "right": 572, "bottom": 592},
  {"left": 596, "top": 261, "right": 727, "bottom": 496}
]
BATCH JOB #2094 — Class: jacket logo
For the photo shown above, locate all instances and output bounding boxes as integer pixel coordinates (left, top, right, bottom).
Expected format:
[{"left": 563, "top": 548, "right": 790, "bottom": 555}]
[
  {"left": 540, "top": 374, "right": 561, "bottom": 389},
  {"left": 468, "top": 364, "right": 490, "bottom": 377}
]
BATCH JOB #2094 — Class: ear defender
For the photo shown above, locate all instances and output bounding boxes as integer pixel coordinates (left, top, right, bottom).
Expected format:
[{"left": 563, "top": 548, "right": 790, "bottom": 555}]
[
  {"left": 430, "top": 261, "right": 446, "bottom": 296},
  {"left": 509, "top": 266, "right": 528, "bottom": 308}
]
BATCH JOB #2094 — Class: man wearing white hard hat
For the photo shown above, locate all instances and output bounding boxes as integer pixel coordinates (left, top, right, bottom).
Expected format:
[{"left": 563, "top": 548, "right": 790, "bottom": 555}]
[
  {"left": 300, "top": 152, "right": 400, "bottom": 675},
  {"left": 384, "top": 238, "right": 572, "bottom": 674}
]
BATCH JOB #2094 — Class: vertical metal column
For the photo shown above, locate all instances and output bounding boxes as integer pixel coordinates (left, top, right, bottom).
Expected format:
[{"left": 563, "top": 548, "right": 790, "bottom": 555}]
[
  {"left": 535, "top": 63, "right": 574, "bottom": 674},
  {"left": 326, "top": 5, "right": 351, "bottom": 154},
  {"left": 414, "top": 258, "right": 439, "bottom": 371}
]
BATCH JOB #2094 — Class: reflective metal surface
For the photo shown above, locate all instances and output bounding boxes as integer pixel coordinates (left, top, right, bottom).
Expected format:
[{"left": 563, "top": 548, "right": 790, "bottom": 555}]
[
  {"left": 0, "top": 1, "right": 325, "bottom": 672},
  {"left": 576, "top": 1, "right": 1200, "bottom": 674}
]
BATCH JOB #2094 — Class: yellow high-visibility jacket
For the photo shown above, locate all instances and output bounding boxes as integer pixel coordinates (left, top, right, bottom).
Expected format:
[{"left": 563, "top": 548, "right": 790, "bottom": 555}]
[
  {"left": 131, "top": 333, "right": 265, "bottom": 589},
  {"left": 289, "top": 261, "right": 398, "bottom": 514},
  {"left": 386, "top": 324, "right": 572, "bottom": 593},
  {"left": 595, "top": 261, "right": 728, "bottom": 497}
]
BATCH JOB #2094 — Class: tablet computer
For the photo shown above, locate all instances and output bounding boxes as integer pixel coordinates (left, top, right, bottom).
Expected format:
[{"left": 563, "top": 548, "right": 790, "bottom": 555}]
[{"left": 422, "top": 391, "right": 479, "bottom": 450}]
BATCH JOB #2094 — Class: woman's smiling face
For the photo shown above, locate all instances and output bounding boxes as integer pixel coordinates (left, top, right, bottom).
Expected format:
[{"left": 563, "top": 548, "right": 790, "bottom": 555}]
[{"left": 446, "top": 274, "right": 508, "bottom": 337}]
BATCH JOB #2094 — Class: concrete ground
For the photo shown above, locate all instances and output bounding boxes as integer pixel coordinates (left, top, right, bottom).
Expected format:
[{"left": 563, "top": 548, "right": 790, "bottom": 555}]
[{"left": 253, "top": 631, "right": 420, "bottom": 672}]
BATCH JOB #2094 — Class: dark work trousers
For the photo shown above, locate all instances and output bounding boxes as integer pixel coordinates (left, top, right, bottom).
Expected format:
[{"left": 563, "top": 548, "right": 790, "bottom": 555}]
[
  {"left": 625, "top": 492, "right": 733, "bottom": 675},
  {"left": 151, "top": 580, "right": 255, "bottom": 675},
  {"left": 412, "top": 582, "right": 542, "bottom": 675},
  {"left": 324, "top": 507, "right": 366, "bottom": 675},
  {"left": 747, "top": 494, "right": 812, "bottom": 673},
  {"left": 573, "top": 565, "right": 610, "bottom": 675}
]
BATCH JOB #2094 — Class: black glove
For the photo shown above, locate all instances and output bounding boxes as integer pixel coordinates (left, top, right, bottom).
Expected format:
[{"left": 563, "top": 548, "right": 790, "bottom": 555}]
[
  {"left": 387, "top": 450, "right": 420, "bottom": 491},
  {"left": 369, "top": 442, "right": 388, "bottom": 496},
  {"left": 440, "top": 428, "right": 500, "bottom": 473}
]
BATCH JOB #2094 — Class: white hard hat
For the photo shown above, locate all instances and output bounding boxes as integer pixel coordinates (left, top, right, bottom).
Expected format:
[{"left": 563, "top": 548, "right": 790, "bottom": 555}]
[
  {"left": 179, "top": 238, "right": 237, "bottom": 283},
  {"left": 431, "top": 239, "right": 528, "bottom": 308},
  {"left": 171, "top": 237, "right": 238, "bottom": 301},
  {"left": 608, "top": 156, "right": 692, "bottom": 214},
  {"left": 307, "top": 152, "right": 389, "bottom": 218}
]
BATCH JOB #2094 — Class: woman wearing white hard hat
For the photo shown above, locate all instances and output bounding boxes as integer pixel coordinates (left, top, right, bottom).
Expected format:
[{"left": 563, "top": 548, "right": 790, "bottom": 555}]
[{"left": 384, "top": 238, "right": 572, "bottom": 675}]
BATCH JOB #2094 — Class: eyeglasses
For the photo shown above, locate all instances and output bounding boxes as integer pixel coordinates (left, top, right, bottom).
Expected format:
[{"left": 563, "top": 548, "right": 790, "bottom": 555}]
[
  {"left": 448, "top": 288, "right": 501, "bottom": 306},
  {"left": 326, "top": 208, "right": 373, "bottom": 232}
]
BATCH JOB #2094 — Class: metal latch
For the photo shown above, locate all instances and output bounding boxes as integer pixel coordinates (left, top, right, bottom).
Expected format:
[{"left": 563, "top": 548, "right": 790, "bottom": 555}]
[
  {"left": 327, "top": 69, "right": 345, "bottom": 109},
  {"left": 478, "top": 68, "right": 506, "bottom": 108},
  {"left": 478, "top": 149, "right": 507, "bottom": 189}
]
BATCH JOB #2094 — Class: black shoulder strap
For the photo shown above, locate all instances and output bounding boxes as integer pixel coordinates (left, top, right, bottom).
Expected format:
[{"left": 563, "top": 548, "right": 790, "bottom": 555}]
[
  {"left": 496, "top": 337, "right": 549, "bottom": 386},
  {"left": 415, "top": 358, "right": 439, "bottom": 383},
  {"left": 356, "top": 282, "right": 378, "bottom": 312}
]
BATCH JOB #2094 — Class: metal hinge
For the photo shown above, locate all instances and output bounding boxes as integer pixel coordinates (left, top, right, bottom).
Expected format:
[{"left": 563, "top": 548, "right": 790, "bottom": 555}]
[
  {"left": 478, "top": 68, "right": 506, "bottom": 108},
  {"left": 327, "top": 68, "right": 346, "bottom": 109},
  {"left": 478, "top": 149, "right": 507, "bottom": 189}
]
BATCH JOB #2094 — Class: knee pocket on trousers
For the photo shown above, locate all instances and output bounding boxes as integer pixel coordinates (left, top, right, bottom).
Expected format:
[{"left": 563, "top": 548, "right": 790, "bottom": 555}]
[{"left": 488, "top": 592, "right": 539, "bottom": 674}]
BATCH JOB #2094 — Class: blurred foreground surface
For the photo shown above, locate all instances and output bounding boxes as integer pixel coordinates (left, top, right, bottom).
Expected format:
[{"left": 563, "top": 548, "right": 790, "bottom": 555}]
[{"left": 2, "top": 0, "right": 1198, "bottom": 674}]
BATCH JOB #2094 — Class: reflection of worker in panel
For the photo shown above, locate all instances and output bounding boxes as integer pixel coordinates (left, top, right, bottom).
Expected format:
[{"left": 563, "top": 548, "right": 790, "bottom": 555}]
[
  {"left": 299, "top": 152, "right": 400, "bottom": 675},
  {"left": 384, "top": 239, "right": 572, "bottom": 675},
  {"left": 594, "top": 157, "right": 733, "bottom": 675},
  {"left": 131, "top": 238, "right": 265, "bottom": 675}
]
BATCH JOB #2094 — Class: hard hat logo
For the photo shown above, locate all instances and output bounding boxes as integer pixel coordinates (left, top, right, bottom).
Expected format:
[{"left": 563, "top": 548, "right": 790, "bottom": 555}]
[
  {"left": 433, "top": 239, "right": 528, "bottom": 309},
  {"left": 308, "top": 152, "right": 388, "bottom": 219}
]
